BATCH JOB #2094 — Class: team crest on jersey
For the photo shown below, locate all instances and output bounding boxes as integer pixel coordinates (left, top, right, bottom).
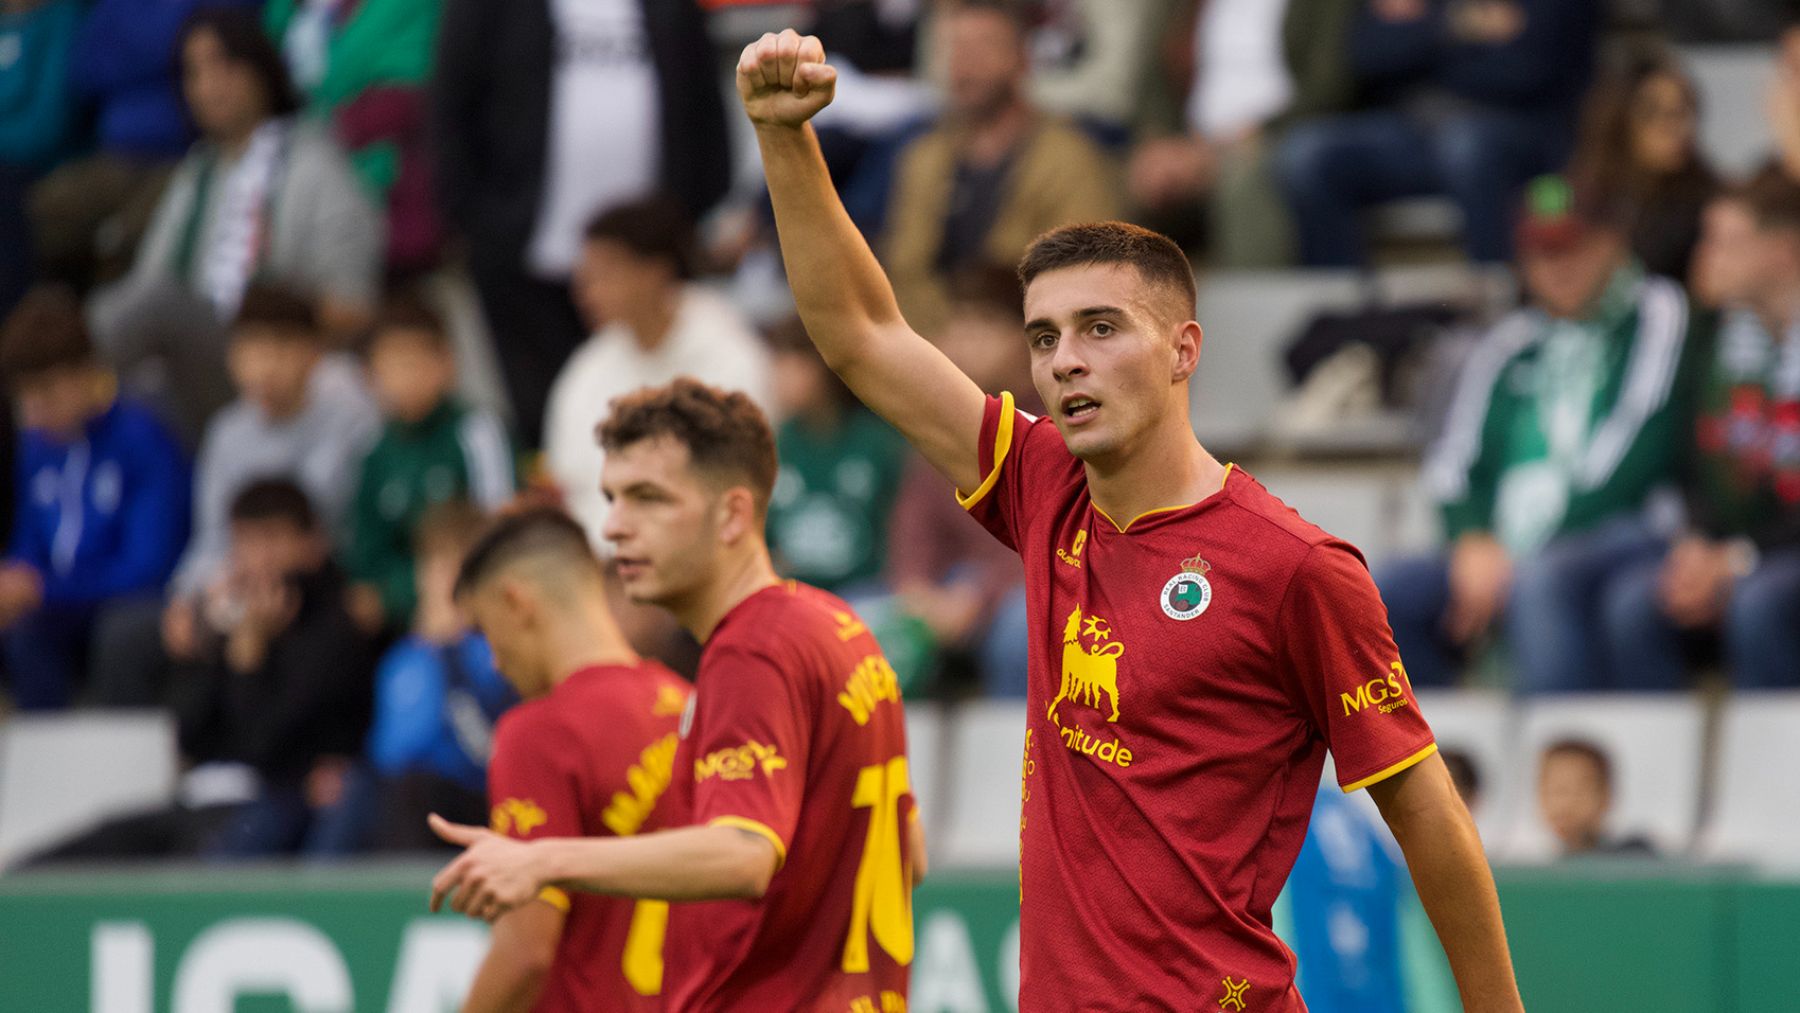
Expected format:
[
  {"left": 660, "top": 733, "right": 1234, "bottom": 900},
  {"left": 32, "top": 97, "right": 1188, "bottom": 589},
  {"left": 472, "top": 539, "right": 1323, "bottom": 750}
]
[{"left": 1161, "top": 552, "right": 1213, "bottom": 621}]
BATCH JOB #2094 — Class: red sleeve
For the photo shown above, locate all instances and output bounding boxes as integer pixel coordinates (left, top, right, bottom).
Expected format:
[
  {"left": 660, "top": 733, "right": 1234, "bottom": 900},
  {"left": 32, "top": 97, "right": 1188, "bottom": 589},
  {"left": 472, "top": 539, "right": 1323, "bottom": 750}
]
[
  {"left": 486, "top": 706, "right": 584, "bottom": 841},
  {"left": 687, "top": 644, "right": 811, "bottom": 865},
  {"left": 1278, "top": 542, "right": 1437, "bottom": 793},
  {"left": 957, "top": 392, "right": 1045, "bottom": 552}
]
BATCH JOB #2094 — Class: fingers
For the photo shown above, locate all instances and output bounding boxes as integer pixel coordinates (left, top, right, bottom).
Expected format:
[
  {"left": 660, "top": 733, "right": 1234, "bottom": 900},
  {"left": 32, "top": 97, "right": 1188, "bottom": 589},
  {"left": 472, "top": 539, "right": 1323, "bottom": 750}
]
[
  {"left": 428, "top": 856, "right": 463, "bottom": 913},
  {"left": 428, "top": 812, "right": 483, "bottom": 846},
  {"left": 740, "top": 30, "right": 826, "bottom": 95},
  {"left": 776, "top": 29, "right": 802, "bottom": 90},
  {"left": 795, "top": 62, "right": 836, "bottom": 100}
]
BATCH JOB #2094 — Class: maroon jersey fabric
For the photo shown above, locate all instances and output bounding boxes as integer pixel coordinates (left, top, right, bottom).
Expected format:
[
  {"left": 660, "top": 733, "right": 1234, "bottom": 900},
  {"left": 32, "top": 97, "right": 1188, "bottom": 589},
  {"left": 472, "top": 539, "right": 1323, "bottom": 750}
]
[
  {"left": 962, "top": 393, "right": 1437, "bottom": 1012},
  {"left": 486, "top": 662, "right": 691, "bottom": 1012},
  {"left": 662, "top": 582, "right": 915, "bottom": 1013}
]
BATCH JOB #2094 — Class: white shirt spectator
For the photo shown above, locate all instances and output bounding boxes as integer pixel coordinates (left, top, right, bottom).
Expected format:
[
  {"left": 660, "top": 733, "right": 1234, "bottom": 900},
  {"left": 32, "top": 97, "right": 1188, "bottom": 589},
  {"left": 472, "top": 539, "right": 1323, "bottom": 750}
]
[
  {"left": 1190, "top": 0, "right": 1294, "bottom": 140},
  {"left": 543, "top": 285, "right": 772, "bottom": 546}
]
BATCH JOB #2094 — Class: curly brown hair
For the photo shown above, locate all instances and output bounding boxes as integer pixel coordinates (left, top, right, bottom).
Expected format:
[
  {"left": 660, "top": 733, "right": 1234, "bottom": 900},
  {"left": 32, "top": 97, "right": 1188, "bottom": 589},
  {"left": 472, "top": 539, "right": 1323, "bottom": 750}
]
[{"left": 597, "top": 378, "right": 778, "bottom": 515}]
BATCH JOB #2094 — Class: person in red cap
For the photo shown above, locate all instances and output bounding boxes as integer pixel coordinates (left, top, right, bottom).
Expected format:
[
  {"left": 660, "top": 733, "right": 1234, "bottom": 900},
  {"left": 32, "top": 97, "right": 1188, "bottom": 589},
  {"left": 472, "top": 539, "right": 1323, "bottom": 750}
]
[{"left": 1378, "top": 174, "right": 1709, "bottom": 694}]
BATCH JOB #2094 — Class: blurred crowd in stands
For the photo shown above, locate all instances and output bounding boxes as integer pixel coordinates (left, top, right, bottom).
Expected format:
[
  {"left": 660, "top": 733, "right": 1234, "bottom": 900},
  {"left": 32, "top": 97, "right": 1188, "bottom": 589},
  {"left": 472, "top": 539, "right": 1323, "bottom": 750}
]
[{"left": 0, "top": 0, "right": 1797, "bottom": 860}]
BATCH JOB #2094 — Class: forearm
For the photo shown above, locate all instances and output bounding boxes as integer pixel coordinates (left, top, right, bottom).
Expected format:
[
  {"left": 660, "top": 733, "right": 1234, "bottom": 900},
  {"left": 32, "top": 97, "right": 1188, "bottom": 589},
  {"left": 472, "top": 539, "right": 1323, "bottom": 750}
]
[
  {"left": 460, "top": 955, "right": 542, "bottom": 1013},
  {"left": 535, "top": 824, "right": 775, "bottom": 901},
  {"left": 755, "top": 123, "right": 907, "bottom": 365},
  {"left": 461, "top": 904, "right": 560, "bottom": 1013},
  {"left": 1388, "top": 799, "right": 1522, "bottom": 1011}
]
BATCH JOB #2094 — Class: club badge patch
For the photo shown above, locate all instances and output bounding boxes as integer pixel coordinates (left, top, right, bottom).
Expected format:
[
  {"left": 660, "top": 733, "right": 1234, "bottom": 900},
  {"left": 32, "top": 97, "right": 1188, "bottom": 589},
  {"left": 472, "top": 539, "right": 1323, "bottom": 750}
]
[{"left": 1161, "top": 552, "right": 1213, "bottom": 621}]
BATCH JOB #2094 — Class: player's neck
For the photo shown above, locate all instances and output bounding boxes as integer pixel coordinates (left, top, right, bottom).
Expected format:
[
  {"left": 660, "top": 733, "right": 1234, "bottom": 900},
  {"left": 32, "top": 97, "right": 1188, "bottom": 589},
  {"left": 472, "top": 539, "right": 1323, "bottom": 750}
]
[
  {"left": 680, "top": 545, "right": 782, "bottom": 644},
  {"left": 1084, "top": 415, "right": 1227, "bottom": 531},
  {"left": 543, "top": 599, "right": 640, "bottom": 688}
]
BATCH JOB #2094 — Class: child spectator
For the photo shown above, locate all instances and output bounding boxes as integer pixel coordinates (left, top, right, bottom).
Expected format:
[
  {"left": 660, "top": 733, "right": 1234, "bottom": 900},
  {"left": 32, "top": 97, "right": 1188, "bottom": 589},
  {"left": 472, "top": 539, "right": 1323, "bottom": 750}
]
[
  {"left": 0, "top": 288, "right": 189, "bottom": 710},
  {"left": 1537, "top": 739, "right": 1653, "bottom": 857},
  {"left": 88, "top": 8, "right": 383, "bottom": 441},
  {"left": 159, "top": 285, "right": 378, "bottom": 676},
  {"left": 544, "top": 196, "right": 770, "bottom": 546},
  {"left": 764, "top": 318, "right": 907, "bottom": 596},
  {"left": 344, "top": 294, "right": 513, "bottom": 632},
  {"left": 329, "top": 501, "right": 515, "bottom": 852},
  {"left": 174, "top": 479, "right": 377, "bottom": 857}
]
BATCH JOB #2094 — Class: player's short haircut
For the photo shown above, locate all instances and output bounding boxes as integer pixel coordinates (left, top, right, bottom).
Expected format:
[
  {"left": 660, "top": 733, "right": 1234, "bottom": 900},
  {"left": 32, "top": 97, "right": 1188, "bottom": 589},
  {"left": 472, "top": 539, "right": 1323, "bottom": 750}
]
[
  {"left": 583, "top": 194, "right": 697, "bottom": 280},
  {"left": 365, "top": 289, "right": 450, "bottom": 355},
  {"left": 232, "top": 283, "right": 320, "bottom": 342},
  {"left": 597, "top": 378, "right": 778, "bottom": 517},
  {"left": 413, "top": 499, "right": 490, "bottom": 561},
  {"left": 228, "top": 478, "right": 317, "bottom": 531},
  {"left": 945, "top": 0, "right": 1025, "bottom": 29},
  {"left": 453, "top": 507, "right": 602, "bottom": 599},
  {"left": 1541, "top": 738, "right": 1613, "bottom": 791},
  {"left": 1728, "top": 165, "right": 1800, "bottom": 233},
  {"left": 0, "top": 286, "right": 97, "bottom": 383},
  {"left": 1017, "top": 222, "right": 1197, "bottom": 324}
]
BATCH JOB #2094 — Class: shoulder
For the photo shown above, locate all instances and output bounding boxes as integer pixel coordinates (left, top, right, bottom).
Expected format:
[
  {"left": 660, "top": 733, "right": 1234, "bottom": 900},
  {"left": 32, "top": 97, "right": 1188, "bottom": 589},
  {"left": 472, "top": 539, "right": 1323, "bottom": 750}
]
[
  {"left": 1032, "top": 116, "right": 1107, "bottom": 157},
  {"left": 1216, "top": 469, "right": 1347, "bottom": 559},
  {"left": 492, "top": 697, "right": 565, "bottom": 757},
  {"left": 107, "top": 400, "right": 181, "bottom": 449},
  {"left": 707, "top": 585, "right": 843, "bottom": 670},
  {"left": 286, "top": 122, "right": 360, "bottom": 177}
]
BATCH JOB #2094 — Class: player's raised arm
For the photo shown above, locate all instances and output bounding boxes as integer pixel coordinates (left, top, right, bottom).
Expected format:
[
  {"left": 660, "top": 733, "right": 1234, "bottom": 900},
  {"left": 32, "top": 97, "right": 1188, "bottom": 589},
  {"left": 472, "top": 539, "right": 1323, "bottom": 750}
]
[{"left": 738, "top": 29, "right": 988, "bottom": 493}]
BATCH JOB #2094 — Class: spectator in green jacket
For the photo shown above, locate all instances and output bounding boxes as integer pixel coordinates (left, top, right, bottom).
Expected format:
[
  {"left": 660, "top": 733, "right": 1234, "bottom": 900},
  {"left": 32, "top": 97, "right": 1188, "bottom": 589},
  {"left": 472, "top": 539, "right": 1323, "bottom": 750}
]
[
  {"left": 344, "top": 294, "right": 514, "bottom": 632},
  {"left": 265, "top": 0, "right": 444, "bottom": 270},
  {"left": 1377, "top": 176, "right": 1705, "bottom": 693},
  {"left": 1600, "top": 172, "right": 1800, "bottom": 689}
]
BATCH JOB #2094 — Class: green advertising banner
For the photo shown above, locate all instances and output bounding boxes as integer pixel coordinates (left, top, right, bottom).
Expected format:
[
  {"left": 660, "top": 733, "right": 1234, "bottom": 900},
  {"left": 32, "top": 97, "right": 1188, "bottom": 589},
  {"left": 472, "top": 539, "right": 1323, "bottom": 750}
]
[{"left": 2, "top": 864, "right": 1798, "bottom": 1012}]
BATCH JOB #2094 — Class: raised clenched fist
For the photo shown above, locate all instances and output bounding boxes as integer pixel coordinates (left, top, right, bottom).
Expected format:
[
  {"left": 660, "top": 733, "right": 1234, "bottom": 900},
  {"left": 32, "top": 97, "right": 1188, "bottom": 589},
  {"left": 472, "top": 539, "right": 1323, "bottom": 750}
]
[{"left": 736, "top": 29, "right": 836, "bottom": 128}]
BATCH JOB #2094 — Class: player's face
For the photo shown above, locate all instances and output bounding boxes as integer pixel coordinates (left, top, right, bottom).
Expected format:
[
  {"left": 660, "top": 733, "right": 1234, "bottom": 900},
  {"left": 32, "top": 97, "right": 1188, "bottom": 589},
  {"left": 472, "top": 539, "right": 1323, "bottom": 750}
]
[
  {"left": 600, "top": 436, "right": 726, "bottom": 608},
  {"left": 1023, "top": 264, "right": 1195, "bottom": 464},
  {"left": 462, "top": 585, "right": 536, "bottom": 695}
]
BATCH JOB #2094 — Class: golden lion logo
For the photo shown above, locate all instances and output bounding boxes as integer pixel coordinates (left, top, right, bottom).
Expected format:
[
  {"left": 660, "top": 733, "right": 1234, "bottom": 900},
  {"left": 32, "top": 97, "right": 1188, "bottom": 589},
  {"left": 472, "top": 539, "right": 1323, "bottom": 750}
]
[
  {"left": 1048, "top": 605, "right": 1124, "bottom": 725},
  {"left": 490, "top": 798, "right": 548, "bottom": 837}
]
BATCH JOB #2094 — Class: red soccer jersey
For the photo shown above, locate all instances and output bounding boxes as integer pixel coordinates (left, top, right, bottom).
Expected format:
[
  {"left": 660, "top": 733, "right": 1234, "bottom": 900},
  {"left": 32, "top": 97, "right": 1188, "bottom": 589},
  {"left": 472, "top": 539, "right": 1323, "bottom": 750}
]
[
  {"left": 486, "top": 661, "right": 692, "bottom": 1012},
  {"left": 962, "top": 393, "right": 1437, "bottom": 1012},
  {"left": 661, "top": 582, "right": 915, "bottom": 1013}
]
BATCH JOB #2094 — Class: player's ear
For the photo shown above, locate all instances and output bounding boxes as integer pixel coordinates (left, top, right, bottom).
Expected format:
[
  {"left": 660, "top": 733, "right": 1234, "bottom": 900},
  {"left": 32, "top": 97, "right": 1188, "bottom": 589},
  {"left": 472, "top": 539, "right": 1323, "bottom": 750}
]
[
  {"left": 1172, "top": 321, "right": 1201, "bottom": 383},
  {"left": 716, "top": 486, "right": 759, "bottom": 546},
  {"left": 497, "top": 576, "right": 536, "bottom": 625}
]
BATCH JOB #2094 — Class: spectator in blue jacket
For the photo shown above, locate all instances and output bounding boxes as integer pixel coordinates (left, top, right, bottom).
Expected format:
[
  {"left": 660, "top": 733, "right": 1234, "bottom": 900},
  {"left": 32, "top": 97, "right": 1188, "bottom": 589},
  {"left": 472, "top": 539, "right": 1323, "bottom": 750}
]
[
  {"left": 0, "top": 287, "right": 190, "bottom": 710},
  {"left": 1276, "top": 0, "right": 1602, "bottom": 266},
  {"left": 1283, "top": 786, "right": 1408, "bottom": 1013},
  {"left": 316, "top": 500, "right": 515, "bottom": 853},
  {"left": 27, "top": 0, "right": 261, "bottom": 286}
]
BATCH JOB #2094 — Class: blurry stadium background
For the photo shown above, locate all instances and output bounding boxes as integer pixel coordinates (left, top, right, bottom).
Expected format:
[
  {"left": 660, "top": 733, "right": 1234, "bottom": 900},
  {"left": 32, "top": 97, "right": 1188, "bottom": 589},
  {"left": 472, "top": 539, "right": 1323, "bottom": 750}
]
[{"left": 2, "top": 0, "right": 1799, "bottom": 1010}]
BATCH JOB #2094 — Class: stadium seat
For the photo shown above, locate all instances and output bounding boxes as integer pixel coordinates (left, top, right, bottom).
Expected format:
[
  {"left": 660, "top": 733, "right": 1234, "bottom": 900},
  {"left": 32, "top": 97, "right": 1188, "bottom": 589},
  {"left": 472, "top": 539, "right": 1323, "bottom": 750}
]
[
  {"left": 1696, "top": 690, "right": 1800, "bottom": 865},
  {"left": 904, "top": 702, "right": 944, "bottom": 852},
  {"left": 1412, "top": 690, "right": 1517, "bottom": 843},
  {"left": 0, "top": 711, "right": 178, "bottom": 869},
  {"left": 937, "top": 699, "right": 1028, "bottom": 869},
  {"left": 1189, "top": 270, "right": 1365, "bottom": 454},
  {"left": 1493, "top": 694, "right": 1706, "bottom": 862},
  {"left": 1682, "top": 45, "right": 1775, "bottom": 176}
]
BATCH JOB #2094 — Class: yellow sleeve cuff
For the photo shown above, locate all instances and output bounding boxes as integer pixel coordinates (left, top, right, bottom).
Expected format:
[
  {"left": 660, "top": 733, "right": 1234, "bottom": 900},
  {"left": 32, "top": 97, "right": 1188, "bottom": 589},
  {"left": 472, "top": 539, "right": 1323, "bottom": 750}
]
[
  {"left": 536, "top": 886, "right": 572, "bottom": 912},
  {"left": 1341, "top": 742, "right": 1439, "bottom": 794},
  {"left": 956, "top": 391, "right": 1017, "bottom": 511},
  {"left": 710, "top": 816, "right": 788, "bottom": 869}
]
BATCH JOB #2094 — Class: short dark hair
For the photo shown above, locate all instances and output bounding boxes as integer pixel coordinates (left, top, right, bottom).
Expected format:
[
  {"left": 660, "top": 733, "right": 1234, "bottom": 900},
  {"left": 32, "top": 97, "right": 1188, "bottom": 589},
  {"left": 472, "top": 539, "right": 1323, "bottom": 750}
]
[
  {"left": 228, "top": 478, "right": 317, "bottom": 530},
  {"left": 583, "top": 194, "right": 696, "bottom": 280},
  {"left": 365, "top": 290, "right": 451, "bottom": 355},
  {"left": 453, "top": 507, "right": 600, "bottom": 599},
  {"left": 1017, "top": 222, "right": 1197, "bottom": 321},
  {"left": 179, "top": 8, "right": 302, "bottom": 119},
  {"left": 1728, "top": 165, "right": 1800, "bottom": 233},
  {"left": 597, "top": 378, "right": 778, "bottom": 516},
  {"left": 232, "top": 283, "right": 320, "bottom": 341},
  {"left": 413, "top": 499, "right": 491, "bottom": 560},
  {"left": 0, "top": 286, "right": 96, "bottom": 383},
  {"left": 1542, "top": 738, "right": 1613, "bottom": 792}
]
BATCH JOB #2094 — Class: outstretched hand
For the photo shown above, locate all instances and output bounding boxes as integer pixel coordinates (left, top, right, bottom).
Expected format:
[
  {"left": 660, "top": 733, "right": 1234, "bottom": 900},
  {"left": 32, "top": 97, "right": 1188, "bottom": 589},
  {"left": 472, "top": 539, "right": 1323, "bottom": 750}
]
[
  {"left": 427, "top": 813, "right": 544, "bottom": 922},
  {"left": 736, "top": 29, "right": 836, "bottom": 128}
]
